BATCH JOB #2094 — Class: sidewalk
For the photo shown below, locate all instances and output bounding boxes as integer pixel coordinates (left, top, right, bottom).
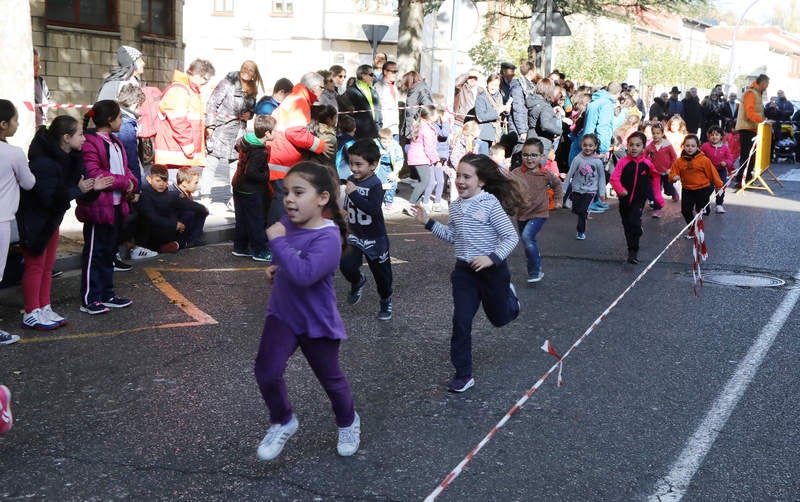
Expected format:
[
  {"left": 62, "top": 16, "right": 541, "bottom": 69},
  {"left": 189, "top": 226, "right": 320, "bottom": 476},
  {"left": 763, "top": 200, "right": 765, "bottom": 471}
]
[
  {"left": 54, "top": 174, "right": 237, "bottom": 271},
  {"left": 52, "top": 174, "right": 424, "bottom": 272}
]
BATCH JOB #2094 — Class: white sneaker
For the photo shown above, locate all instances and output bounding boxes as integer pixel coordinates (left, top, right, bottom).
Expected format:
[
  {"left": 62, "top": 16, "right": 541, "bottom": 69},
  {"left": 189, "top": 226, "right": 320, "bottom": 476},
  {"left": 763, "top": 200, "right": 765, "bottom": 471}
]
[
  {"left": 129, "top": 246, "right": 158, "bottom": 260},
  {"left": 256, "top": 415, "right": 299, "bottom": 461},
  {"left": 40, "top": 305, "right": 67, "bottom": 327},
  {"left": 21, "top": 308, "right": 59, "bottom": 331},
  {"left": 715, "top": 205, "right": 726, "bottom": 214},
  {"left": 337, "top": 411, "right": 361, "bottom": 457}
]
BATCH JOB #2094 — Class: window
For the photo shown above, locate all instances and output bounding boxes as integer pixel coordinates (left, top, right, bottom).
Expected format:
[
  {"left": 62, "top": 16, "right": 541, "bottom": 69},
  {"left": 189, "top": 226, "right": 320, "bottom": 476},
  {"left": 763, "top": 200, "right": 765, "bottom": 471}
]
[
  {"left": 141, "top": 0, "right": 175, "bottom": 37},
  {"left": 272, "top": 0, "right": 293, "bottom": 16},
  {"left": 46, "top": 0, "right": 117, "bottom": 31},
  {"left": 213, "top": 0, "right": 234, "bottom": 15}
]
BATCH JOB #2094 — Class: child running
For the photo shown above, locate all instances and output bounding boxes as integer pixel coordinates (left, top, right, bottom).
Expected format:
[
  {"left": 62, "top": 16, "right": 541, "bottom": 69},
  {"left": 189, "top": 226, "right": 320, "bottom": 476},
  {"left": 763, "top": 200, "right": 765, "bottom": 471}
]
[
  {"left": 609, "top": 131, "right": 657, "bottom": 265},
  {"left": 564, "top": 133, "right": 605, "bottom": 240},
  {"left": 670, "top": 134, "right": 723, "bottom": 231},
  {"left": 645, "top": 122, "right": 679, "bottom": 206},
  {"left": 413, "top": 153, "right": 522, "bottom": 393},
  {"left": 701, "top": 125, "right": 733, "bottom": 214},
  {"left": 254, "top": 162, "right": 360, "bottom": 461},
  {"left": 510, "top": 138, "right": 562, "bottom": 283},
  {"left": 340, "top": 139, "right": 393, "bottom": 320}
]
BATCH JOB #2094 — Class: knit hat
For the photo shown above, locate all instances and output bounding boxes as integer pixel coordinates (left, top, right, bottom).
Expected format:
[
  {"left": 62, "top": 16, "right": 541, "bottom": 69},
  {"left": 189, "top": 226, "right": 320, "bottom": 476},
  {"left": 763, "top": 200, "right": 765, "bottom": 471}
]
[{"left": 117, "top": 46, "right": 142, "bottom": 67}]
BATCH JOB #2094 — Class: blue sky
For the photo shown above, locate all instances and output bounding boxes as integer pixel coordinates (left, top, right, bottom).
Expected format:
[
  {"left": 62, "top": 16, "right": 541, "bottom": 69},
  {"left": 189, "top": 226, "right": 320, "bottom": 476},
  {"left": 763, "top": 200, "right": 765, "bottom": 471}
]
[{"left": 714, "top": 0, "right": 775, "bottom": 23}]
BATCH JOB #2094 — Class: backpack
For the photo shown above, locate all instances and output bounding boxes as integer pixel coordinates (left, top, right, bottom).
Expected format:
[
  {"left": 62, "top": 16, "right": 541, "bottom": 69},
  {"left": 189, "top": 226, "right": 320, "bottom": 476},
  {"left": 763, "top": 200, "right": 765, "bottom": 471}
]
[{"left": 137, "top": 86, "right": 164, "bottom": 139}]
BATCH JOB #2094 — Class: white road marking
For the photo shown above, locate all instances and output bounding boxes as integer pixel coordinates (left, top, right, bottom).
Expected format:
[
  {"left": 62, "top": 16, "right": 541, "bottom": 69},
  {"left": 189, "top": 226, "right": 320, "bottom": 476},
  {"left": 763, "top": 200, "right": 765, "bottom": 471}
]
[{"left": 649, "top": 270, "right": 800, "bottom": 501}]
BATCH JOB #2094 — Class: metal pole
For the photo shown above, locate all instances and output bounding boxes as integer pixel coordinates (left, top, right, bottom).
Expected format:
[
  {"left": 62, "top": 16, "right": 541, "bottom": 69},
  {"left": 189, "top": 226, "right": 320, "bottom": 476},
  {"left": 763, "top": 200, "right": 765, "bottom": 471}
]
[
  {"left": 446, "top": 0, "right": 458, "bottom": 109},
  {"left": 725, "top": 0, "right": 761, "bottom": 94},
  {"left": 544, "top": 0, "right": 552, "bottom": 75}
]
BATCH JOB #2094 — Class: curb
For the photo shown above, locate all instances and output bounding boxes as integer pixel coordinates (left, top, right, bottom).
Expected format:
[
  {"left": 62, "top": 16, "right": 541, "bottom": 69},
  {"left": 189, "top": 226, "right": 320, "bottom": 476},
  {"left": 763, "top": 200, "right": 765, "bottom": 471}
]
[{"left": 53, "top": 224, "right": 236, "bottom": 273}]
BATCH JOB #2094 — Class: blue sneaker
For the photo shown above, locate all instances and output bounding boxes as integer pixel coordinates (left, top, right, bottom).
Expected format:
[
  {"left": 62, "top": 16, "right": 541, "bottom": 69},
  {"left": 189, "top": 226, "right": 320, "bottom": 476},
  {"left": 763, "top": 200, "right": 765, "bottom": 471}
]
[
  {"left": 596, "top": 200, "right": 609, "bottom": 209},
  {"left": 576, "top": 232, "right": 586, "bottom": 240},
  {"left": 589, "top": 202, "right": 607, "bottom": 213},
  {"left": 252, "top": 251, "right": 272, "bottom": 262}
]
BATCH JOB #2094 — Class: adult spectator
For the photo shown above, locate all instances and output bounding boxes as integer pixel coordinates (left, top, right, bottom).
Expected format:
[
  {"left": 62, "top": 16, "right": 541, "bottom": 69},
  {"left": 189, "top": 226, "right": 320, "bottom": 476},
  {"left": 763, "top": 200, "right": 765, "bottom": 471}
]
[
  {"left": 734, "top": 73, "right": 769, "bottom": 187},
  {"left": 203, "top": 60, "right": 263, "bottom": 205},
  {"left": 629, "top": 85, "right": 645, "bottom": 117},
  {"left": 315, "top": 70, "right": 339, "bottom": 112},
  {"left": 268, "top": 72, "right": 334, "bottom": 225},
  {"left": 700, "top": 89, "right": 725, "bottom": 140},
  {"left": 474, "top": 74, "right": 510, "bottom": 151},
  {"left": 329, "top": 65, "right": 353, "bottom": 113},
  {"left": 648, "top": 91, "right": 670, "bottom": 123},
  {"left": 509, "top": 61, "right": 537, "bottom": 144},
  {"left": 254, "top": 78, "right": 293, "bottom": 116},
  {"left": 97, "top": 45, "right": 145, "bottom": 101},
  {"left": 681, "top": 87, "right": 702, "bottom": 134},
  {"left": 373, "top": 52, "right": 387, "bottom": 80},
  {"left": 775, "top": 90, "right": 794, "bottom": 120},
  {"left": 667, "top": 86, "right": 683, "bottom": 117},
  {"left": 345, "top": 64, "right": 382, "bottom": 139},
  {"left": 400, "top": 70, "right": 433, "bottom": 140},
  {"left": 374, "top": 60, "right": 400, "bottom": 140},
  {"left": 721, "top": 92, "right": 738, "bottom": 128},
  {"left": 33, "top": 49, "right": 50, "bottom": 127},
  {"left": 583, "top": 81, "right": 623, "bottom": 155},
  {"left": 498, "top": 62, "right": 517, "bottom": 104},
  {"left": 153, "top": 59, "right": 216, "bottom": 175},
  {"left": 452, "top": 69, "right": 480, "bottom": 131},
  {"left": 525, "top": 78, "right": 562, "bottom": 155}
]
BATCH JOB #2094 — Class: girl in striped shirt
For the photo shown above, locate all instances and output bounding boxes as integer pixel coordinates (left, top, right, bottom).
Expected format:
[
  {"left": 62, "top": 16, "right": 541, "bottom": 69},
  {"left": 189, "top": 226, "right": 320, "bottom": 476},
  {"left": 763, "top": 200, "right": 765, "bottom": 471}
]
[{"left": 413, "top": 153, "right": 522, "bottom": 393}]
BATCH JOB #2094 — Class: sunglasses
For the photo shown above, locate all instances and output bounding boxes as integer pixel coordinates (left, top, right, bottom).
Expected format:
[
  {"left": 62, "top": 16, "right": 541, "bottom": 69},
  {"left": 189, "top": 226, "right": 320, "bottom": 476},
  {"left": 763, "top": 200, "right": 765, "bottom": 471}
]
[{"left": 385, "top": 69, "right": 399, "bottom": 73}]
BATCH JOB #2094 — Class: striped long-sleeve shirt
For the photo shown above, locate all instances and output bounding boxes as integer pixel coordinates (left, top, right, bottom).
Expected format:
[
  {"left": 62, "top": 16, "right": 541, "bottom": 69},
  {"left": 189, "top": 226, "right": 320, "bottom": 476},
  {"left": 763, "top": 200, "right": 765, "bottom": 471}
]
[{"left": 425, "top": 190, "right": 518, "bottom": 265}]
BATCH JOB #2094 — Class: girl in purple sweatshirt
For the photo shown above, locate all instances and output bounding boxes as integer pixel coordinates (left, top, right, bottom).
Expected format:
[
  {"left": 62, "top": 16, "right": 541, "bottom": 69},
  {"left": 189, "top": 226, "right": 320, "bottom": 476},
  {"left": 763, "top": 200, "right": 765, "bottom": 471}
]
[{"left": 254, "top": 162, "right": 361, "bottom": 461}]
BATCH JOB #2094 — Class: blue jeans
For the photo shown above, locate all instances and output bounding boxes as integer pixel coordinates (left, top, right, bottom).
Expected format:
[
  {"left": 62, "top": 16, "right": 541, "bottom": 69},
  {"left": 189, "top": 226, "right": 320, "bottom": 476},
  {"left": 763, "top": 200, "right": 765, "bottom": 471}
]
[
  {"left": 375, "top": 163, "right": 396, "bottom": 204},
  {"left": 518, "top": 218, "right": 546, "bottom": 276}
]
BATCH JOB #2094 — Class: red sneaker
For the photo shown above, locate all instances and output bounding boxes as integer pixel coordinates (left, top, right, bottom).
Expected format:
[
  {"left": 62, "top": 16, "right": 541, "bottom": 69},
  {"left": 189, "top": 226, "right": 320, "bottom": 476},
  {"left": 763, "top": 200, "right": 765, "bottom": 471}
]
[{"left": 0, "top": 385, "right": 13, "bottom": 435}]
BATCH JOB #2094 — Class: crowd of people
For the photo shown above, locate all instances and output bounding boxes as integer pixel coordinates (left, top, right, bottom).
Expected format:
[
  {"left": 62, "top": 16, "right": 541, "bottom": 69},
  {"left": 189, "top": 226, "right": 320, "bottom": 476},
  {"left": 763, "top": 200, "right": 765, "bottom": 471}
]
[{"left": 1, "top": 46, "right": 776, "bottom": 456}]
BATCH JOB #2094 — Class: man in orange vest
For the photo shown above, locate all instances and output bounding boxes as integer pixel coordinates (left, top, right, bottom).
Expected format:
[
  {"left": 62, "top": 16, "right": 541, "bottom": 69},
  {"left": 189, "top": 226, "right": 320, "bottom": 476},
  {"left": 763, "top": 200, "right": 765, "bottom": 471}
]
[
  {"left": 154, "top": 59, "right": 216, "bottom": 184},
  {"left": 734, "top": 74, "right": 769, "bottom": 187},
  {"left": 266, "top": 72, "right": 335, "bottom": 228}
]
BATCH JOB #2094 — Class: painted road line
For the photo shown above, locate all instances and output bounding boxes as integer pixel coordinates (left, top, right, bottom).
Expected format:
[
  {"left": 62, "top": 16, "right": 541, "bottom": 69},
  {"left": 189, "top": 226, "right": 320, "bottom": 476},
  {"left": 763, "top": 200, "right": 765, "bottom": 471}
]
[
  {"left": 19, "top": 266, "right": 263, "bottom": 343},
  {"left": 648, "top": 269, "right": 800, "bottom": 501}
]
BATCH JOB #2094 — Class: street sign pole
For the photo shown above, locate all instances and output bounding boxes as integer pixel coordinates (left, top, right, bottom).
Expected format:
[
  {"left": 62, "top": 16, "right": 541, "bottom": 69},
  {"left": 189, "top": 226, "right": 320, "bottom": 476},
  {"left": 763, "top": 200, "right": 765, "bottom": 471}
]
[{"left": 362, "top": 24, "right": 389, "bottom": 63}]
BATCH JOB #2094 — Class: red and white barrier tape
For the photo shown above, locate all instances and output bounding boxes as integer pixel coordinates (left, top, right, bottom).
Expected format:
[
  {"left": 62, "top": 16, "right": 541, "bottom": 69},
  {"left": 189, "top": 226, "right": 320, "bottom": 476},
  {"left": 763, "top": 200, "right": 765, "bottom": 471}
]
[
  {"left": 424, "top": 144, "right": 759, "bottom": 500},
  {"left": 22, "top": 100, "right": 479, "bottom": 120}
]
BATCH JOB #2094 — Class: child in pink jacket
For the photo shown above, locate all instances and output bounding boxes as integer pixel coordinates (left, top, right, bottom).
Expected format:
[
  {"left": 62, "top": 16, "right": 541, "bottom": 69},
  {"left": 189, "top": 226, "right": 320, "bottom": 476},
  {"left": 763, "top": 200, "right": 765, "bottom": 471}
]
[
  {"left": 406, "top": 105, "right": 440, "bottom": 208},
  {"left": 701, "top": 125, "right": 733, "bottom": 214}
]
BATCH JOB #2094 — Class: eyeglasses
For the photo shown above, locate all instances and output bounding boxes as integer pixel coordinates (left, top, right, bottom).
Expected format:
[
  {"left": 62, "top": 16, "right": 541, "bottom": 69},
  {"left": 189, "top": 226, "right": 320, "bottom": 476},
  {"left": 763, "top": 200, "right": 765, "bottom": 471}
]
[{"left": 521, "top": 153, "right": 542, "bottom": 158}]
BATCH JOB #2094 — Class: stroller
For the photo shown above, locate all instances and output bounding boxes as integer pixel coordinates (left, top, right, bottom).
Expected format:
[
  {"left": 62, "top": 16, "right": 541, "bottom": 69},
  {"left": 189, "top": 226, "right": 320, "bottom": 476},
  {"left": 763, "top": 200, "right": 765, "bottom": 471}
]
[{"left": 772, "top": 121, "right": 797, "bottom": 163}]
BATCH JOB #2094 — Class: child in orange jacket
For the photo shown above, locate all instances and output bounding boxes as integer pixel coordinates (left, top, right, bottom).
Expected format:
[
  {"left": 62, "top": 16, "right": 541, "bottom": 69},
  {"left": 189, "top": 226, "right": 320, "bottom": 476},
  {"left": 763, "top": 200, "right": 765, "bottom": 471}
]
[{"left": 669, "top": 134, "right": 723, "bottom": 228}]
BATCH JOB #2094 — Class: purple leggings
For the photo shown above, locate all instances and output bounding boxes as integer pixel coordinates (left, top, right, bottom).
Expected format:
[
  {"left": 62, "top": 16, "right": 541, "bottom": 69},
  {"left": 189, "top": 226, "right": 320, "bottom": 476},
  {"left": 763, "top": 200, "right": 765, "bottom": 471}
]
[{"left": 254, "top": 316, "right": 355, "bottom": 427}]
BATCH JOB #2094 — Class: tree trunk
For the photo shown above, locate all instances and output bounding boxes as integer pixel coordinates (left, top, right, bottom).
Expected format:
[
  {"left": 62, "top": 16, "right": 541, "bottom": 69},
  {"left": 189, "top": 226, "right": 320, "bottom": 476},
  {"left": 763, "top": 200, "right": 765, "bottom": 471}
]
[{"left": 397, "top": 0, "right": 425, "bottom": 76}]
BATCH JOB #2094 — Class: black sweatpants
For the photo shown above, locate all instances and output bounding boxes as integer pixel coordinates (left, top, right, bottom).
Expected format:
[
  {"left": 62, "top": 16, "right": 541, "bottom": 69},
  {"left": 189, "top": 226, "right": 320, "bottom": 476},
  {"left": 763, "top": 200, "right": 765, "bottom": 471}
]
[
  {"left": 339, "top": 245, "right": 393, "bottom": 301},
  {"left": 681, "top": 186, "right": 714, "bottom": 224},
  {"left": 618, "top": 198, "right": 645, "bottom": 253}
]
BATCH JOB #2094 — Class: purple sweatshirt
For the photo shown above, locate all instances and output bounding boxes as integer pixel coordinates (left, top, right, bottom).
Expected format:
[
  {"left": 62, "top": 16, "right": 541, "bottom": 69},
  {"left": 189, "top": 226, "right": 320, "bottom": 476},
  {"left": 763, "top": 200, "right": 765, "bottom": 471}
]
[{"left": 266, "top": 215, "right": 346, "bottom": 340}]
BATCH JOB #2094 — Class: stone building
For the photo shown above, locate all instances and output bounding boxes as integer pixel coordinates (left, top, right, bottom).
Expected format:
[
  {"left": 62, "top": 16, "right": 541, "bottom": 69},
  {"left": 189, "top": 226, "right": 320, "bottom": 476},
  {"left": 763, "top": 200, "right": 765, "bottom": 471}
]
[{"left": 28, "top": 0, "right": 184, "bottom": 128}]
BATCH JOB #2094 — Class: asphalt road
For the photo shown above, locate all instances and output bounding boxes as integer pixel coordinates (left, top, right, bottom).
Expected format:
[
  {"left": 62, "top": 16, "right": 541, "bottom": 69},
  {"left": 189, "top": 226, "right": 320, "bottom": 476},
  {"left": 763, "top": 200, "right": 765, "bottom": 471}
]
[{"left": 1, "top": 165, "right": 799, "bottom": 501}]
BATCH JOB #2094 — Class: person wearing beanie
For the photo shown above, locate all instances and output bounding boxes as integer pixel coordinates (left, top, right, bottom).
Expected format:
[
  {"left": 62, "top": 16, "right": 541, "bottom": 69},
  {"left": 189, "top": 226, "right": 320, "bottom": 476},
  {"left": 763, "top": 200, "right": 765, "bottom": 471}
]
[{"left": 97, "top": 45, "right": 145, "bottom": 101}]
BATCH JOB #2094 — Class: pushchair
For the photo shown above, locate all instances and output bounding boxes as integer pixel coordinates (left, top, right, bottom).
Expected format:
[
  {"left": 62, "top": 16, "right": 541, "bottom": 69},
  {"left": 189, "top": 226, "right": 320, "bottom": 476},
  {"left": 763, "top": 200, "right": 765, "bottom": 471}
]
[{"left": 772, "top": 121, "right": 797, "bottom": 163}]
